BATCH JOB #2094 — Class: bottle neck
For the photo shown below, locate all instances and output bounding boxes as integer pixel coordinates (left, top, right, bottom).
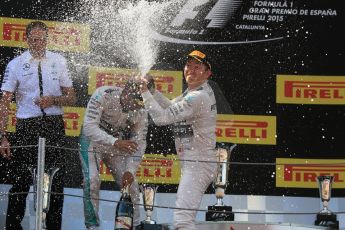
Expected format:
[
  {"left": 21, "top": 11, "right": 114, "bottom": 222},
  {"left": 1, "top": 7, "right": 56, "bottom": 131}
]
[
  {"left": 121, "top": 185, "right": 131, "bottom": 200},
  {"left": 123, "top": 184, "right": 130, "bottom": 193}
]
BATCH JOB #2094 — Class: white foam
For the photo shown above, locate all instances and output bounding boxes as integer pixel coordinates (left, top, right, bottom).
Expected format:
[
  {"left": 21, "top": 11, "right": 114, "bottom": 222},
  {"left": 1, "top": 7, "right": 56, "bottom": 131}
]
[{"left": 75, "top": 0, "right": 183, "bottom": 75}]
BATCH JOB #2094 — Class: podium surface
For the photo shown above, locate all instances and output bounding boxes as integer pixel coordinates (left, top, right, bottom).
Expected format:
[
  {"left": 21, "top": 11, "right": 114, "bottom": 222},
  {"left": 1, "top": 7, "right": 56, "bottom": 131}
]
[{"left": 194, "top": 221, "right": 328, "bottom": 230}]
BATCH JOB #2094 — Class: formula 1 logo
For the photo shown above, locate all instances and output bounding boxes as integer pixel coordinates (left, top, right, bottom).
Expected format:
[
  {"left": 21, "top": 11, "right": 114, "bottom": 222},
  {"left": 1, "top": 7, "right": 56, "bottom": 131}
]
[
  {"left": 170, "top": 0, "right": 238, "bottom": 29},
  {"left": 151, "top": 0, "right": 284, "bottom": 45}
]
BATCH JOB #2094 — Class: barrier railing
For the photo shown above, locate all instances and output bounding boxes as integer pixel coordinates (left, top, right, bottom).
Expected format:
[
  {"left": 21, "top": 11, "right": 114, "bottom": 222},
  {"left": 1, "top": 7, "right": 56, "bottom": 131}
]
[
  {"left": 0, "top": 141, "right": 345, "bottom": 229},
  {"left": 36, "top": 137, "right": 45, "bottom": 230}
]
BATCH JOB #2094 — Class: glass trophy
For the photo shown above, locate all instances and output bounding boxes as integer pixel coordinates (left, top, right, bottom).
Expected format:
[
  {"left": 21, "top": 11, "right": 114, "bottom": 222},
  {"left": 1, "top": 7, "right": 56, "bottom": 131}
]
[
  {"left": 32, "top": 167, "right": 60, "bottom": 229},
  {"left": 315, "top": 175, "right": 339, "bottom": 228},
  {"left": 206, "top": 144, "right": 236, "bottom": 221},
  {"left": 140, "top": 184, "right": 160, "bottom": 230}
]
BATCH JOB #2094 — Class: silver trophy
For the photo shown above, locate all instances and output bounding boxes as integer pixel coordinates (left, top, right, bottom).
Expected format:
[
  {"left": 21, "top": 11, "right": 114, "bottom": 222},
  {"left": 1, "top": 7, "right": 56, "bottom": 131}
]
[
  {"left": 140, "top": 184, "right": 158, "bottom": 225},
  {"left": 317, "top": 175, "right": 334, "bottom": 214},
  {"left": 206, "top": 144, "right": 236, "bottom": 221},
  {"left": 31, "top": 167, "right": 60, "bottom": 229},
  {"left": 214, "top": 147, "right": 229, "bottom": 206},
  {"left": 315, "top": 175, "right": 339, "bottom": 227}
]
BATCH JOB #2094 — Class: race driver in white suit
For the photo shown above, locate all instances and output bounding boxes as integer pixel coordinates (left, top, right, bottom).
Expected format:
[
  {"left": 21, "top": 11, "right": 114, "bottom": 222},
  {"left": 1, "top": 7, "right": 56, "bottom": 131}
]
[
  {"left": 139, "top": 50, "right": 218, "bottom": 230},
  {"left": 79, "top": 79, "right": 148, "bottom": 230}
]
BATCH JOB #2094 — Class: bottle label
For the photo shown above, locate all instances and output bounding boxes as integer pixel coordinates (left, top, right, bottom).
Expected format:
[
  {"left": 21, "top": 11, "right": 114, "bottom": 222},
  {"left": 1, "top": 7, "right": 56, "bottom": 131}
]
[{"left": 115, "top": 216, "right": 132, "bottom": 229}]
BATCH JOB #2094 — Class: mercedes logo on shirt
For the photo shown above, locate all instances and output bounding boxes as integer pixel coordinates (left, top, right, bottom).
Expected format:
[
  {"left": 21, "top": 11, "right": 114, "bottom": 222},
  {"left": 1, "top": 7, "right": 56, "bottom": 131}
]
[{"left": 23, "top": 63, "right": 31, "bottom": 71}]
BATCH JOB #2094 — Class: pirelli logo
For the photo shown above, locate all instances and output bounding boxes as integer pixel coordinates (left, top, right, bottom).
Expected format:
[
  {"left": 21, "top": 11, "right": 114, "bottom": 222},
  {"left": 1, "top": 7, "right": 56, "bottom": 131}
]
[
  {"left": 148, "top": 69, "right": 183, "bottom": 99},
  {"left": 88, "top": 66, "right": 183, "bottom": 99},
  {"left": 88, "top": 67, "right": 137, "bottom": 94},
  {"left": 276, "top": 158, "right": 345, "bottom": 188},
  {"left": 6, "top": 104, "right": 85, "bottom": 137},
  {"left": 100, "top": 154, "right": 181, "bottom": 184},
  {"left": 216, "top": 114, "right": 276, "bottom": 145},
  {"left": 277, "top": 75, "right": 345, "bottom": 104},
  {"left": 6, "top": 103, "right": 17, "bottom": 133},
  {"left": 136, "top": 154, "right": 181, "bottom": 184},
  {"left": 0, "top": 17, "right": 90, "bottom": 53},
  {"left": 62, "top": 107, "right": 85, "bottom": 137}
]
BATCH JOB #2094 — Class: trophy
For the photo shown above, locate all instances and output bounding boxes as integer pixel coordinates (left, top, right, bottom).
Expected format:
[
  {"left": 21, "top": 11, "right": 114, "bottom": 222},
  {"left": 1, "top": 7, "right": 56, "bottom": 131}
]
[
  {"left": 315, "top": 175, "right": 339, "bottom": 228},
  {"left": 32, "top": 167, "right": 60, "bottom": 229},
  {"left": 206, "top": 144, "right": 236, "bottom": 221},
  {"left": 140, "top": 184, "right": 160, "bottom": 230}
]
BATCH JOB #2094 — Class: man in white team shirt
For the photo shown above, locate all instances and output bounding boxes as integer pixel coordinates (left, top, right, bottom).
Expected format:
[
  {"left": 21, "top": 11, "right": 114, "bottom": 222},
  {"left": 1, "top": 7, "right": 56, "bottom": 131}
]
[
  {"left": 80, "top": 79, "right": 148, "bottom": 230},
  {"left": 0, "top": 21, "right": 76, "bottom": 230},
  {"left": 140, "top": 50, "right": 218, "bottom": 230}
]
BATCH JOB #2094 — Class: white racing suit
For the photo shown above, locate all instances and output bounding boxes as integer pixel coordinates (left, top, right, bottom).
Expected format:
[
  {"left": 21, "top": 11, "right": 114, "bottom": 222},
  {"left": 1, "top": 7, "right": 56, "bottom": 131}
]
[
  {"left": 80, "top": 86, "right": 148, "bottom": 229},
  {"left": 142, "top": 81, "right": 218, "bottom": 230}
]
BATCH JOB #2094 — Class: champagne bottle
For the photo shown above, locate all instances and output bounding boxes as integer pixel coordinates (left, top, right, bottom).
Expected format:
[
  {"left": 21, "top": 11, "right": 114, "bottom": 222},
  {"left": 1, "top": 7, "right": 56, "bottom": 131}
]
[{"left": 114, "top": 185, "right": 134, "bottom": 230}]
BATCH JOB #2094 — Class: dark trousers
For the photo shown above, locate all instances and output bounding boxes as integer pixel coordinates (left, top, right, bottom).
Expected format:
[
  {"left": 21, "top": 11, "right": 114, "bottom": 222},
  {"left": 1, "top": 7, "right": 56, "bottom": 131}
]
[{"left": 6, "top": 115, "right": 66, "bottom": 230}]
